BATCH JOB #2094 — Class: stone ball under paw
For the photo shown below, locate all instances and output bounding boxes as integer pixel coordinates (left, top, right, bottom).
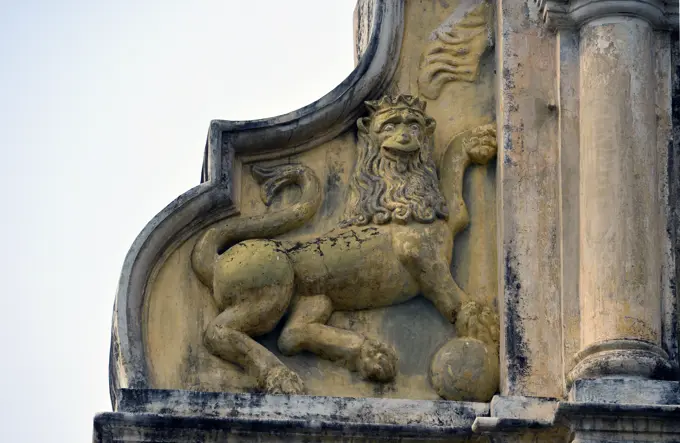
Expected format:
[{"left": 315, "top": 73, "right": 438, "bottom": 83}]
[{"left": 430, "top": 337, "right": 499, "bottom": 402}]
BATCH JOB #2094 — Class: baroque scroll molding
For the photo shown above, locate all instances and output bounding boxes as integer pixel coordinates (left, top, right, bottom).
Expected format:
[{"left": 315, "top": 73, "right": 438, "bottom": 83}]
[{"left": 109, "top": 0, "right": 405, "bottom": 408}]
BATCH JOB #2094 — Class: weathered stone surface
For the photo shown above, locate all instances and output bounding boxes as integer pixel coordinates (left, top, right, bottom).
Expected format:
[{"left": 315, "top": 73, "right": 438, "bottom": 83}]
[
  {"left": 184, "top": 95, "right": 498, "bottom": 400},
  {"left": 574, "top": 16, "right": 670, "bottom": 383},
  {"left": 569, "top": 379, "right": 680, "bottom": 405},
  {"left": 556, "top": 401, "right": 680, "bottom": 443},
  {"left": 119, "top": 0, "right": 501, "bottom": 403},
  {"left": 671, "top": 29, "right": 680, "bottom": 376},
  {"left": 557, "top": 27, "right": 581, "bottom": 379},
  {"left": 490, "top": 395, "right": 559, "bottom": 421},
  {"left": 94, "top": 412, "right": 474, "bottom": 443},
  {"left": 110, "top": 0, "right": 408, "bottom": 403},
  {"left": 496, "top": 0, "right": 563, "bottom": 398},
  {"left": 115, "top": 388, "right": 489, "bottom": 426},
  {"left": 94, "top": 389, "right": 489, "bottom": 443}
]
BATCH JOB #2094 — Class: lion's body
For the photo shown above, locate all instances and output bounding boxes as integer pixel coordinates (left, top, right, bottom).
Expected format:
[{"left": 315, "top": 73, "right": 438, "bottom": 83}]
[
  {"left": 191, "top": 95, "right": 498, "bottom": 396},
  {"left": 212, "top": 220, "right": 453, "bottom": 316}
]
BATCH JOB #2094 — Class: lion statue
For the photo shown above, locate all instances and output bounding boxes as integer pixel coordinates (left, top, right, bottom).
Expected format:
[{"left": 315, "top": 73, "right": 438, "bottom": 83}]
[{"left": 191, "top": 95, "right": 498, "bottom": 398}]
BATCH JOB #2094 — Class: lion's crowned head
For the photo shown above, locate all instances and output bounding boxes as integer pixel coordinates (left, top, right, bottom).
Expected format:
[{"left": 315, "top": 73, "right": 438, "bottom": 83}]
[{"left": 343, "top": 95, "right": 449, "bottom": 226}]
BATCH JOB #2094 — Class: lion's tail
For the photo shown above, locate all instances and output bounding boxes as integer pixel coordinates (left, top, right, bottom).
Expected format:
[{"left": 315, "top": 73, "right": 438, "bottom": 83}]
[{"left": 191, "top": 163, "right": 322, "bottom": 288}]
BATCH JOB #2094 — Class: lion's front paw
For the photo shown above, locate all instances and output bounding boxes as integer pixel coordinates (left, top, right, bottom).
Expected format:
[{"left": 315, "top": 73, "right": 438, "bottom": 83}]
[
  {"left": 263, "top": 365, "right": 306, "bottom": 395},
  {"left": 463, "top": 124, "right": 497, "bottom": 165},
  {"left": 356, "top": 338, "right": 398, "bottom": 383},
  {"left": 455, "top": 301, "right": 500, "bottom": 347}
]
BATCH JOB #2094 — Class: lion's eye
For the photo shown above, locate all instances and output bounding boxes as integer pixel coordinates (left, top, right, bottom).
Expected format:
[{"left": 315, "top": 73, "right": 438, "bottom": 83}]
[
  {"left": 409, "top": 124, "right": 421, "bottom": 133},
  {"left": 381, "top": 123, "right": 395, "bottom": 132}
]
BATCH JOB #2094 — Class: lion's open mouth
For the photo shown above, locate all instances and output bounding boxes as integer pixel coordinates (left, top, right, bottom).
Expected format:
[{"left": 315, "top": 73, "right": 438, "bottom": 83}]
[{"left": 381, "top": 144, "right": 419, "bottom": 156}]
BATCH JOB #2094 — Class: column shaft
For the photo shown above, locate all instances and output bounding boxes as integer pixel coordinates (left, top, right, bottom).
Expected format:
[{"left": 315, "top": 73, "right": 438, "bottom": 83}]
[{"left": 570, "top": 16, "right": 672, "bottom": 382}]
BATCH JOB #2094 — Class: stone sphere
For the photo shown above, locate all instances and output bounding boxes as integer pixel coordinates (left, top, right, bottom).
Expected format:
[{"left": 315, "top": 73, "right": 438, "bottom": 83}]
[{"left": 430, "top": 337, "right": 499, "bottom": 402}]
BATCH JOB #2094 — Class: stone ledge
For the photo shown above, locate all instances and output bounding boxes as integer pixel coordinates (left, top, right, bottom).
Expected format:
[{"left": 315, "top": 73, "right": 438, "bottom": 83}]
[
  {"left": 490, "top": 395, "right": 559, "bottom": 420},
  {"left": 96, "top": 389, "right": 492, "bottom": 443},
  {"left": 556, "top": 401, "right": 680, "bottom": 435},
  {"left": 95, "top": 391, "right": 680, "bottom": 442},
  {"left": 569, "top": 379, "right": 680, "bottom": 405},
  {"left": 94, "top": 411, "right": 479, "bottom": 443},
  {"left": 94, "top": 388, "right": 489, "bottom": 442}
]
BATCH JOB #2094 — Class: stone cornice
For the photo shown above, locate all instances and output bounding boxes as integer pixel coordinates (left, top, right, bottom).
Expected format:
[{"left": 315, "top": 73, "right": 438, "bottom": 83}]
[{"left": 537, "top": 0, "right": 678, "bottom": 29}]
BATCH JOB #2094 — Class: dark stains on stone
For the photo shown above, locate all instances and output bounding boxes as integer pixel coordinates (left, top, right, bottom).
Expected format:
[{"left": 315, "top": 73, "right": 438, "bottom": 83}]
[
  {"left": 107, "top": 388, "right": 489, "bottom": 442},
  {"left": 670, "top": 32, "right": 680, "bottom": 372},
  {"left": 281, "top": 228, "right": 380, "bottom": 257},
  {"left": 94, "top": 410, "right": 476, "bottom": 442},
  {"left": 180, "top": 343, "right": 199, "bottom": 389},
  {"left": 650, "top": 358, "right": 679, "bottom": 381},
  {"left": 504, "top": 248, "right": 530, "bottom": 391},
  {"left": 320, "top": 162, "right": 343, "bottom": 218},
  {"left": 284, "top": 241, "right": 306, "bottom": 254},
  {"left": 372, "top": 380, "right": 397, "bottom": 397},
  {"left": 503, "top": 124, "right": 516, "bottom": 166},
  {"left": 503, "top": 68, "right": 516, "bottom": 90},
  {"left": 659, "top": 380, "right": 680, "bottom": 405},
  {"left": 109, "top": 330, "right": 122, "bottom": 410}
]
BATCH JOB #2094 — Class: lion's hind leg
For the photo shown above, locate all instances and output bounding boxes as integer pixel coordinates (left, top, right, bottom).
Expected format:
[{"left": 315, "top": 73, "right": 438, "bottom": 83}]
[
  {"left": 204, "top": 308, "right": 304, "bottom": 395},
  {"left": 278, "top": 295, "right": 398, "bottom": 383},
  {"left": 206, "top": 240, "right": 303, "bottom": 395}
]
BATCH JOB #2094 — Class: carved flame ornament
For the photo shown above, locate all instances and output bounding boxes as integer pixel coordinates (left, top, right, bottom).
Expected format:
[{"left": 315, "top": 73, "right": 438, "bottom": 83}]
[{"left": 418, "top": 1, "right": 492, "bottom": 99}]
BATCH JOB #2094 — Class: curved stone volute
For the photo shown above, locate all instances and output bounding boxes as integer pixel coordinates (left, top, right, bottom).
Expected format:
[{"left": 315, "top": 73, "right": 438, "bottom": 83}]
[{"left": 108, "top": 0, "right": 405, "bottom": 409}]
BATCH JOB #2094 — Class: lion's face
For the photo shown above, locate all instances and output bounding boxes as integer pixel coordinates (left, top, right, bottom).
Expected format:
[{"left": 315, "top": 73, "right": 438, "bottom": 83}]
[
  {"left": 370, "top": 108, "right": 435, "bottom": 163},
  {"left": 343, "top": 95, "right": 448, "bottom": 227}
]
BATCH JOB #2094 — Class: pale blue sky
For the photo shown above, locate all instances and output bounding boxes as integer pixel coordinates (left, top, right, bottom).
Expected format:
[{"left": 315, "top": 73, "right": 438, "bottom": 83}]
[{"left": 0, "top": 1, "right": 356, "bottom": 441}]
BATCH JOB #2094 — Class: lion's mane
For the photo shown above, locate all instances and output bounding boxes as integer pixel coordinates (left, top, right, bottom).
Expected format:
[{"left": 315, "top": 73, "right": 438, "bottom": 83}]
[{"left": 342, "top": 123, "right": 449, "bottom": 227}]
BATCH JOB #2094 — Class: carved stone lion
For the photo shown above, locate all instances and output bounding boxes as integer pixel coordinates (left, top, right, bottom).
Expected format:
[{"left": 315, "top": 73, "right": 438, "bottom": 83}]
[{"left": 191, "top": 95, "right": 499, "bottom": 399}]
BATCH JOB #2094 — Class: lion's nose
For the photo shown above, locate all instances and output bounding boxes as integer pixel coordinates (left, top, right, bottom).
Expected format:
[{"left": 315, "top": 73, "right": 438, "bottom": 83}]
[{"left": 399, "top": 132, "right": 411, "bottom": 144}]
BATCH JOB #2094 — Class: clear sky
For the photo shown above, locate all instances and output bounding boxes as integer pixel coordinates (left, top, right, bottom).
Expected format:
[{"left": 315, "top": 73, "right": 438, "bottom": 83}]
[{"left": 0, "top": 1, "right": 357, "bottom": 441}]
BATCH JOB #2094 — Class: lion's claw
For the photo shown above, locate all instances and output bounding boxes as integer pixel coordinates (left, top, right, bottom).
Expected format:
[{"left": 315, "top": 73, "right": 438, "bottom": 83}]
[
  {"left": 263, "top": 365, "right": 306, "bottom": 395},
  {"left": 463, "top": 124, "right": 497, "bottom": 165},
  {"left": 356, "top": 338, "right": 398, "bottom": 382},
  {"left": 455, "top": 301, "right": 500, "bottom": 346}
]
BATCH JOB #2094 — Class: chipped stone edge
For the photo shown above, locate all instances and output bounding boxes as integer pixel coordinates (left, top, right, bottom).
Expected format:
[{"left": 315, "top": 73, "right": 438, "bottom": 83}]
[
  {"left": 116, "top": 389, "right": 489, "bottom": 427},
  {"left": 95, "top": 389, "right": 490, "bottom": 442},
  {"left": 109, "top": 0, "right": 405, "bottom": 410}
]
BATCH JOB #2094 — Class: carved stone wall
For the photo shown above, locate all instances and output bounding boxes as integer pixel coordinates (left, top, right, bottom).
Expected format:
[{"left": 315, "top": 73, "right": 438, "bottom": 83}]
[{"left": 140, "top": 0, "right": 500, "bottom": 403}]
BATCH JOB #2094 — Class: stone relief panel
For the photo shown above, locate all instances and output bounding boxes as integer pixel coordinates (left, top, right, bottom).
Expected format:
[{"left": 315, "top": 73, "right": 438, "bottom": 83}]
[{"left": 143, "top": 0, "right": 499, "bottom": 402}]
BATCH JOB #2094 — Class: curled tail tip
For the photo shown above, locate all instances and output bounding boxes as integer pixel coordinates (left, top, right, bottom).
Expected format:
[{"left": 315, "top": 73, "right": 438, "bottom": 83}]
[
  {"left": 251, "top": 164, "right": 277, "bottom": 184},
  {"left": 252, "top": 163, "right": 307, "bottom": 184},
  {"left": 252, "top": 163, "right": 312, "bottom": 206}
]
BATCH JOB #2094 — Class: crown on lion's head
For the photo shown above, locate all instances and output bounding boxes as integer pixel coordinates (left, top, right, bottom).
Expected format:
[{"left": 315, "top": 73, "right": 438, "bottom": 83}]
[
  {"left": 364, "top": 95, "right": 427, "bottom": 116},
  {"left": 342, "top": 95, "right": 448, "bottom": 227}
]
